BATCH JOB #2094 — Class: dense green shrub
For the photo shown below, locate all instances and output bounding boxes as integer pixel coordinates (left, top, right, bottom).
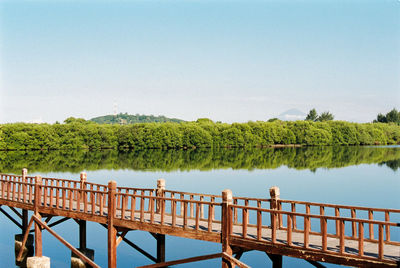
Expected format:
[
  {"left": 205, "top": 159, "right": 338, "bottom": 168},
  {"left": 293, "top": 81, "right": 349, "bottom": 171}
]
[{"left": 0, "top": 120, "right": 399, "bottom": 150}]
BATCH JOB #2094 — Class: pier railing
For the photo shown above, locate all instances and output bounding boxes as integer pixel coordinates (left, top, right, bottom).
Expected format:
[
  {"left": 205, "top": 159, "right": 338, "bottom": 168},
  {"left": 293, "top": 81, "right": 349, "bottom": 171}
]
[{"left": 0, "top": 172, "right": 399, "bottom": 267}]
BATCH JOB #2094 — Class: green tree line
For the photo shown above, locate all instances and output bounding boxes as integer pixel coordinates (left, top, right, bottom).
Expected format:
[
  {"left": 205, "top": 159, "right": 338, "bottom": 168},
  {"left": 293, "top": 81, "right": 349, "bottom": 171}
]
[
  {"left": 1, "top": 119, "right": 400, "bottom": 150},
  {"left": 0, "top": 146, "right": 399, "bottom": 173}
]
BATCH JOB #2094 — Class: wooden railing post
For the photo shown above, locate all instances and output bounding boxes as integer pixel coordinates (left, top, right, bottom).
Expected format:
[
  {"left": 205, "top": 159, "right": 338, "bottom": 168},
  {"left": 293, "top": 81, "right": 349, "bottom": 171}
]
[
  {"left": 107, "top": 180, "right": 117, "bottom": 268},
  {"left": 34, "top": 176, "right": 43, "bottom": 257},
  {"left": 269, "top": 186, "right": 280, "bottom": 230},
  {"left": 22, "top": 168, "right": 28, "bottom": 228},
  {"left": 156, "top": 178, "right": 165, "bottom": 213},
  {"left": 221, "top": 189, "right": 233, "bottom": 268}
]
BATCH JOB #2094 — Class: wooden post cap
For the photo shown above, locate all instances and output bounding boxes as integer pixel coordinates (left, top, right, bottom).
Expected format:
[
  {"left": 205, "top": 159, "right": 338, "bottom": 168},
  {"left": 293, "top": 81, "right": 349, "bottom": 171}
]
[
  {"left": 222, "top": 189, "right": 233, "bottom": 203},
  {"left": 108, "top": 180, "right": 117, "bottom": 190},
  {"left": 35, "top": 175, "right": 42, "bottom": 184},
  {"left": 22, "top": 168, "right": 28, "bottom": 176},
  {"left": 80, "top": 172, "right": 87, "bottom": 181},
  {"left": 269, "top": 186, "right": 280, "bottom": 199},
  {"left": 157, "top": 179, "right": 166, "bottom": 189}
]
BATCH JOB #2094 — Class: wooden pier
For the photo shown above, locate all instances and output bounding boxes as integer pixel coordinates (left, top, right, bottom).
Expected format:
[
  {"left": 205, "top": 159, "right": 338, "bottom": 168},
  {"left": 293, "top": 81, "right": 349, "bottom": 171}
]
[{"left": 0, "top": 169, "right": 399, "bottom": 267}]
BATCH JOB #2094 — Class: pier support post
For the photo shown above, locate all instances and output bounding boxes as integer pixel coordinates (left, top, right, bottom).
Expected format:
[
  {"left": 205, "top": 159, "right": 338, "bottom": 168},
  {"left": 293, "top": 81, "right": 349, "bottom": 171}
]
[
  {"left": 33, "top": 176, "right": 43, "bottom": 257},
  {"left": 222, "top": 189, "right": 233, "bottom": 268},
  {"left": 156, "top": 178, "right": 165, "bottom": 213},
  {"left": 156, "top": 233, "right": 165, "bottom": 263},
  {"left": 71, "top": 220, "right": 95, "bottom": 268},
  {"left": 267, "top": 253, "right": 282, "bottom": 268},
  {"left": 17, "top": 168, "right": 34, "bottom": 267},
  {"left": 27, "top": 176, "right": 50, "bottom": 268},
  {"left": 15, "top": 234, "right": 34, "bottom": 267},
  {"left": 269, "top": 186, "right": 280, "bottom": 229},
  {"left": 107, "top": 181, "right": 117, "bottom": 268}
]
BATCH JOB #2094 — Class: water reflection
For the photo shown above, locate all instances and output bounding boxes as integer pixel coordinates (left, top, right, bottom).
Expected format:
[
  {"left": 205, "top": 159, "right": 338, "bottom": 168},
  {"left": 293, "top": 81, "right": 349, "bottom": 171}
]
[{"left": 1, "top": 146, "right": 399, "bottom": 173}]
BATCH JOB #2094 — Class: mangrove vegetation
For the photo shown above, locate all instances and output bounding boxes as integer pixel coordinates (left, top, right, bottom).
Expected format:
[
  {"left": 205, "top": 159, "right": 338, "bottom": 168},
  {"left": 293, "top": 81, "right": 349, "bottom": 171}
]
[{"left": 1, "top": 119, "right": 400, "bottom": 150}]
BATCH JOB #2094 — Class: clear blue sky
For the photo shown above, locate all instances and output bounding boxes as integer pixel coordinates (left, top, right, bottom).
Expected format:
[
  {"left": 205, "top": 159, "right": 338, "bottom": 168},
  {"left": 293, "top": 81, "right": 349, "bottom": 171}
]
[{"left": 1, "top": 0, "right": 399, "bottom": 123}]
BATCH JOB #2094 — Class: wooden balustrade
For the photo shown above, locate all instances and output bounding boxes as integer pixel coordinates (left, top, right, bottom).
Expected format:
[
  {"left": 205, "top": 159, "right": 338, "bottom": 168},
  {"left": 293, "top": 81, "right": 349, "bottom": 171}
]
[
  {"left": 229, "top": 204, "right": 399, "bottom": 259},
  {"left": 1, "top": 172, "right": 399, "bottom": 267}
]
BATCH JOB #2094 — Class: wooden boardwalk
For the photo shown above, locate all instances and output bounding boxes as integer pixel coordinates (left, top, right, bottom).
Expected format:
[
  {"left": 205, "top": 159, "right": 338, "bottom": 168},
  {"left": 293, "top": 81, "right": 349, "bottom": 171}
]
[{"left": 0, "top": 171, "right": 399, "bottom": 267}]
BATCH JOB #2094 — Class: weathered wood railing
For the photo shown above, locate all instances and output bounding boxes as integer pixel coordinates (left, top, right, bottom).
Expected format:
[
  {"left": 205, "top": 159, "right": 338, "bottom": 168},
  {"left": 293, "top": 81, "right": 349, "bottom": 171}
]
[{"left": 0, "top": 172, "right": 399, "bottom": 267}]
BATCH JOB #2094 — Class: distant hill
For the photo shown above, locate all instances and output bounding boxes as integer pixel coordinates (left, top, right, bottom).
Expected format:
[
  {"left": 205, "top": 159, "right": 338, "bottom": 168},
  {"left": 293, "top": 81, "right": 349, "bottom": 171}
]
[
  {"left": 90, "top": 113, "right": 185, "bottom": 124},
  {"left": 278, "top": 109, "right": 306, "bottom": 121}
]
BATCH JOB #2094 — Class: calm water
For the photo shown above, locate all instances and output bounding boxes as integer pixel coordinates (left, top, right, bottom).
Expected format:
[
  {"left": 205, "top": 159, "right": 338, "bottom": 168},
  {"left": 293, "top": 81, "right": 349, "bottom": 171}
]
[{"left": 0, "top": 146, "right": 399, "bottom": 267}]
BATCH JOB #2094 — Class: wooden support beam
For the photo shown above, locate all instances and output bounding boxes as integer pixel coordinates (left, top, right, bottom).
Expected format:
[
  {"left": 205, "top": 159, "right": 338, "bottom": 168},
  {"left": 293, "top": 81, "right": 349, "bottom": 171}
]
[
  {"left": 116, "top": 230, "right": 129, "bottom": 247},
  {"left": 10, "top": 206, "right": 23, "bottom": 219},
  {"left": 267, "top": 253, "right": 283, "bottom": 268},
  {"left": 100, "top": 224, "right": 157, "bottom": 263},
  {"left": 222, "top": 252, "right": 250, "bottom": 268},
  {"left": 30, "top": 216, "right": 71, "bottom": 233},
  {"left": 156, "top": 233, "right": 165, "bottom": 263},
  {"left": 0, "top": 206, "right": 23, "bottom": 229},
  {"left": 31, "top": 215, "right": 100, "bottom": 268},
  {"left": 137, "top": 252, "right": 223, "bottom": 268},
  {"left": 17, "top": 216, "right": 34, "bottom": 261}
]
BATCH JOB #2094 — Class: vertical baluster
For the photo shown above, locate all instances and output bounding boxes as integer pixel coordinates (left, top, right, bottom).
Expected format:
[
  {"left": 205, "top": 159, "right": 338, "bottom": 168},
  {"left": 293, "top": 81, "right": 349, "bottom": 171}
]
[
  {"left": 180, "top": 194, "right": 184, "bottom": 216},
  {"left": 200, "top": 196, "right": 204, "bottom": 219},
  {"left": 340, "top": 219, "right": 345, "bottom": 254},
  {"left": 291, "top": 203, "right": 296, "bottom": 230},
  {"left": 208, "top": 203, "right": 213, "bottom": 232},
  {"left": 335, "top": 207, "right": 340, "bottom": 237},
  {"left": 55, "top": 181, "right": 60, "bottom": 209},
  {"left": 304, "top": 214, "right": 309, "bottom": 248},
  {"left": 172, "top": 199, "right": 177, "bottom": 227},
  {"left": 190, "top": 195, "right": 194, "bottom": 218},
  {"left": 183, "top": 201, "right": 188, "bottom": 229},
  {"left": 368, "top": 210, "right": 374, "bottom": 240},
  {"left": 12, "top": 180, "right": 16, "bottom": 201},
  {"left": 385, "top": 211, "right": 390, "bottom": 242},
  {"left": 233, "top": 199, "right": 238, "bottom": 224},
  {"left": 322, "top": 216, "right": 327, "bottom": 251},
  {"left": 160, "top": 195, "right": 165, "bottom": 225},
  {"left": 140, "top": 192, "right": 145, "bottom": 222},
  {"left": 49, "top": 181, "right": 53, "bottom": 207},
  {"left": 242, "top": 207, "right": 248, "bottom": 238},
  {"left": 358, "top": 222, "right": 364, "bottom": 256},
  {"left": 121, "top": 194, "right": 126, "bottom": 219},
  {"left": 257, "top": 205, "right": 262, "bottom": 241},
  {"left": 272, "top": 211, "right": 277, "bottom": 243},
  {"left": 100, "top": 193, "right": 104, "bottom": 216},
  {"left": 43, "top": 183, "right": 48, "bottom": 207},
  {"left": 130, "top": 195, "right": 135, "bottom": 221},
  {"left": 117, "top": 189, "right": 122, "bottom": 210},
  {"left": 148, "top": 191, "right": 153, "bottom": 212},
  {"left": 91, "top": 190, "right": 95, "bottom": 215},
  {"left": 278, "top": 201, "right": 283, "bottom": 229},
  {"left": 351, "top": 209, "right": 356, "bottom": 238},
  {"left": 195, "top": 202, "right": 200, "bottom": 230},
  {"left": 69, "top": 189, "right": 73, "bottom": 211},
  {"left": 211, "top": 197, "right": 215, "bottom": 221},
  {"left": 77, "top": 188, "right": 81, "bottom": 212},
  {"left": 287, "top": 214, "right": 292, "bottom": 246},
  {"left": 150, "top": 196, "right": 155, "bottom": 223},
  {"left": 306, "top": 205, "right": 310, "bottom": 233},
  {"left": 62, "top": 187, "right": 66, "bottom": 209},
  {"left": 378, "top": 224, "right": 384, "bottom": 259},
  {"left": 320, "top": 206, "right": 325, "bottom": 234}
]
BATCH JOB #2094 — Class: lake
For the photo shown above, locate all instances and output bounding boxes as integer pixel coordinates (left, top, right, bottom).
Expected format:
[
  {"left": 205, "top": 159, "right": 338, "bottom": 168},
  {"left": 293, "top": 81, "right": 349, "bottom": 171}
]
[{"left": 0, "top": 146, "right": 399, "bottom": 267}]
